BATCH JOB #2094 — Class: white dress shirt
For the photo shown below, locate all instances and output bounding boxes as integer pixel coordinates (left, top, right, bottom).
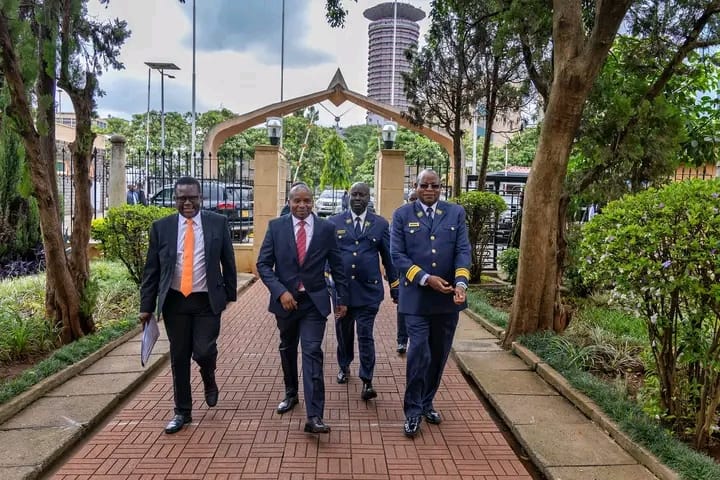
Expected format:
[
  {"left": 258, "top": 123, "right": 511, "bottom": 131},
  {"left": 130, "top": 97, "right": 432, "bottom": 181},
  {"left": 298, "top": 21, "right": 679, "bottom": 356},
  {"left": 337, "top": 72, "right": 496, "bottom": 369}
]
[
  {"left": 171, "top": 212, "right": 208, "bottom": 293},
  {"left": 352, "top": 210, "right": 367, "bottom": 233}
]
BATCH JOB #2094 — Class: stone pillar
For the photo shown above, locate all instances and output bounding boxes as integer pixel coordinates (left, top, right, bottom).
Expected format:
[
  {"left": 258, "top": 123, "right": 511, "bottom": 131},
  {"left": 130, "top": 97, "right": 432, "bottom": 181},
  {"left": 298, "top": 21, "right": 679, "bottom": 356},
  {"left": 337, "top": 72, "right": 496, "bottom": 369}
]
[
  {"left": 108, "top": 135, "right": 127, "bottom": 208},
  {"left": 252, "top": 145, "right": 288, "bottom": 270},
  {"left": 375, "top": 149, "right": 406, "bottom": 221}
]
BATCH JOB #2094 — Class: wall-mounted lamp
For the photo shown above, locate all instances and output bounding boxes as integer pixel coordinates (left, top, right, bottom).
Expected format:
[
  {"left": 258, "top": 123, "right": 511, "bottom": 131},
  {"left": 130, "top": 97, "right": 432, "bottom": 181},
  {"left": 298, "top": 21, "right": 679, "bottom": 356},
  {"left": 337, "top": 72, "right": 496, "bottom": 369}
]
[
  {"left": 382, "top": 121, "right": 398, "bottom": 149},
  {"left": 266, "top": 117, "right": 283, "bottom": 146}
]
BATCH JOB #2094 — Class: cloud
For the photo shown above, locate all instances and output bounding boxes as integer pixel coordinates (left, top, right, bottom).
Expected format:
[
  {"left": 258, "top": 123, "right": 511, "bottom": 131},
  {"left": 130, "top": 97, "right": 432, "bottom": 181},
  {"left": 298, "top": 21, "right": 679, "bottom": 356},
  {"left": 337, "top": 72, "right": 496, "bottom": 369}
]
[
  {"left": 96, "top": 74, "right": 212, "bottom": 119},
  {"left": 178, "top": 0, "right": 334, "bottom": 67}
]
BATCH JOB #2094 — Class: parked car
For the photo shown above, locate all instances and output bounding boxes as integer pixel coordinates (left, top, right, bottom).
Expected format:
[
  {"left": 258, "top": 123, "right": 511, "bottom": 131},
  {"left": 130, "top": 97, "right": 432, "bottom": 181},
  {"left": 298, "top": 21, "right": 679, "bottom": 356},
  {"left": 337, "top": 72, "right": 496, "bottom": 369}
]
[
  {"left": 149, "top": 180, "right": 254, "bottom": 240},
  {"left": 315, "top": 189, "right": 347, "bottom": 217}
]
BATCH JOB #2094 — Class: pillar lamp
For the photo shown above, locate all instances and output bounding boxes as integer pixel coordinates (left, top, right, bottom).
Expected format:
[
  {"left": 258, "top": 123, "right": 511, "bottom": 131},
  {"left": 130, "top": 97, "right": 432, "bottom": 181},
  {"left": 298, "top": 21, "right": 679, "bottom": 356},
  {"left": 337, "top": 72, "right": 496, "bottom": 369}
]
[
  {"left": 266, "top": 117, "right": 283, "bottom": 146},
  {"left": 382, "top": 121, "right": 398, "bottom": 149}
]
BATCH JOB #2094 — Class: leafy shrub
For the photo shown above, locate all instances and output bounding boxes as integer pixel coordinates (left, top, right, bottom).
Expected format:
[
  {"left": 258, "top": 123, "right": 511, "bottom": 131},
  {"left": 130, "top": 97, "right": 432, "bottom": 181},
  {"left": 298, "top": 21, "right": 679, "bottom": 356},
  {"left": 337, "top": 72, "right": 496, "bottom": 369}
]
[
  {"left": 453, "top": 191, "right": 507, "bottom": 281},
  {"left": 92, "top": 205, "right": 174, "bottom": 285},
  {"left": 564, "top": 225, "right": 591, "bottom": 297},
  {"left": 0, "top": 260, "right": 137, "bottom": 364},
  {"left": 498, "top": 247, "right": 519, "bottom": 283},
  {"left": 580, "top": 179, "right": 720, "bottom": 449}
]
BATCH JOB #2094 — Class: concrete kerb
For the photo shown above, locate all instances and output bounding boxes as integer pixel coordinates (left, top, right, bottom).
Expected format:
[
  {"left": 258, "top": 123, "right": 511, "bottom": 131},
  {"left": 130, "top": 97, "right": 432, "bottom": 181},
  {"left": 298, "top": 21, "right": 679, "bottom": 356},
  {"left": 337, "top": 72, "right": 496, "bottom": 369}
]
[
  {"left": 456, "top": 308, "right": 678, "bottom": 480},
  {"left": 0, "top": 325, "right": 142, "bottom": 426}
]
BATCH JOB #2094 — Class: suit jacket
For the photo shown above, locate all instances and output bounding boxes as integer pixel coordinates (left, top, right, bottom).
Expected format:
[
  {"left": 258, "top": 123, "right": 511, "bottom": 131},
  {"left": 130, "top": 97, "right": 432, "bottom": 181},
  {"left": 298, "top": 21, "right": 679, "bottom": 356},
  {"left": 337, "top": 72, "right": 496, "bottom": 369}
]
[
  {"left": 256, "top": 214, "right": 348, "bottom": 318},
  {"left": 327, "top": 210, "right": 398, "bottom": 307},
  {"left": 390, "top": 200, "right": 471, "bottom": 315},
  {"left": 126, "top": 190, "right": 139, "bottom": 205},
  {"left": 140, "top": 211, "right": 238, "bottom": 316}
]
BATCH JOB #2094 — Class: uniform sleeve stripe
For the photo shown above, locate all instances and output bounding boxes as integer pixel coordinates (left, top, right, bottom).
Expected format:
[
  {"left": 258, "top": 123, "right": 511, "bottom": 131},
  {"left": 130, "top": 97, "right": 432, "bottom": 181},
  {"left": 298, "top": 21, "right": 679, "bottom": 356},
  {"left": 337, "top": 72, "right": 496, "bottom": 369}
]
[
  {"left": 455, "top": 268, "right": 470, "bottom": 279},
  {"left": 406, "top": 265, "right": 421, "bottom": 282},
  {"left": 390, "top": 280, "right": 399, "bottom": 288}
]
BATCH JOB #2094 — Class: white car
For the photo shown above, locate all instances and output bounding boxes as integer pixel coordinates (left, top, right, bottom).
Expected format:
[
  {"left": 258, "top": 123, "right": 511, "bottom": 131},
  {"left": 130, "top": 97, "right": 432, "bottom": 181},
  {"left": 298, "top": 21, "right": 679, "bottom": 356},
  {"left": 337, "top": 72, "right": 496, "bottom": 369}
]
[{"left": 315, "top": 189, "right": 346, "bottom": 217}]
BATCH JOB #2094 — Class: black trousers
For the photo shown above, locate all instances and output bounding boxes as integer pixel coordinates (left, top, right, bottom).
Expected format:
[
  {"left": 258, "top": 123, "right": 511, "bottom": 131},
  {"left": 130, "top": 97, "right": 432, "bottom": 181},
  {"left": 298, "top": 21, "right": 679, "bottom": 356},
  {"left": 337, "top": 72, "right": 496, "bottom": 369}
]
[
  {"left": 162, "top": 289, "right": 221, "bottom": 416},
  {"left": 276, "top": 293, "right": 327, "bottom": 419}
]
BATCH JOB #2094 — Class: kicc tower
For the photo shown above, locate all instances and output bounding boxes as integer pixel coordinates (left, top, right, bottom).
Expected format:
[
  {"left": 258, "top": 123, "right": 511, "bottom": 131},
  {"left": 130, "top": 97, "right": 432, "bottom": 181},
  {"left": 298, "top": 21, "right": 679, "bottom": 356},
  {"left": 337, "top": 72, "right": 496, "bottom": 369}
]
[{"left": 363, "top": 2, "right": 425, "bottom": 125}]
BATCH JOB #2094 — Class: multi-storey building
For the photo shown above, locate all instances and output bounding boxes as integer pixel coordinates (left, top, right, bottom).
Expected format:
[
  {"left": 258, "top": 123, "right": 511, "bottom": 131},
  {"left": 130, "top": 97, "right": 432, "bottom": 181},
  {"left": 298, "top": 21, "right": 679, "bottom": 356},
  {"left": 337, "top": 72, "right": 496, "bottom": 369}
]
[{"left": 363, "top": 2, "right": 425, "bottom": 125}]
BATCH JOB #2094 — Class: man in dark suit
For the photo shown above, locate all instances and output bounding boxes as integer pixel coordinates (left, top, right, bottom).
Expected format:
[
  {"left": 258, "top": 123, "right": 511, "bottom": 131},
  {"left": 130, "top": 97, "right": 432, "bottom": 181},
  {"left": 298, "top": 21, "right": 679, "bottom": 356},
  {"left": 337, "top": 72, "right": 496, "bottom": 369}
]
[
  {"left": 328, "top": 182, "right": 398, "bottom": 400},
  {"left": 391, "top": 169, "right": 471, "bottom": 438},
  {"left": 139, "top": 176, "right": 237, "bottom": 434},
  {"left": 126, "top": 183, "right": 140, "bottom": 205},
  {"left": 256, "top": 183, "right": 348, "bottom": 434}
]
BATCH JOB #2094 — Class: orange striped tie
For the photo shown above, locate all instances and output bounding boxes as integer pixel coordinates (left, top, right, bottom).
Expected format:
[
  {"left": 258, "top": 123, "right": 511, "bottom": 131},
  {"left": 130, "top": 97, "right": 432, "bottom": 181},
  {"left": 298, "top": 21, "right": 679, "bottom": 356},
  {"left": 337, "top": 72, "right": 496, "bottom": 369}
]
[{"left": 180, "top": 218, "right": 194, "bottom": 297}]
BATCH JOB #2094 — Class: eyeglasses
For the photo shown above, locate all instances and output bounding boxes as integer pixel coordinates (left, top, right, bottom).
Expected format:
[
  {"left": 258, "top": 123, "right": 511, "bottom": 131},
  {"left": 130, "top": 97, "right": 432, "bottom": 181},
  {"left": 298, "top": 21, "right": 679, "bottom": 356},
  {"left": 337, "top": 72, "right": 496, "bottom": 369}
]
[
  {"left": 175, "top": 196, "right": 200, "bottom": 203},
  {"left": 418, "top": 183, "right": 441, "bottom": 190}
]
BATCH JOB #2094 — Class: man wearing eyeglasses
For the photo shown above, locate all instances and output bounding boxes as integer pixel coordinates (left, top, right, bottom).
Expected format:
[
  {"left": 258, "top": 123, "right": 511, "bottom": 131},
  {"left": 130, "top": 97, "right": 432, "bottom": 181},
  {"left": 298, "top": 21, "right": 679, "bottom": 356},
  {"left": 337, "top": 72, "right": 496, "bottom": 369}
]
[
  {"left": 139, "top": 176, "right": 237, "bottom": 434},
  {"left": 390, "top": 169, "right": 471, "bottom": 438}
]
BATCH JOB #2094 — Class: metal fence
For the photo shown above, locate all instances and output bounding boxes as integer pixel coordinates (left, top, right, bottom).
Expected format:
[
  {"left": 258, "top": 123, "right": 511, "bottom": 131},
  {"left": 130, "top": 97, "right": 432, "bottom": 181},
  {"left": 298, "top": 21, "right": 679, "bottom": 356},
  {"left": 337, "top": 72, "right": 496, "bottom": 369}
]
[
  {"left": 125, "top": 151, "right": 256, "bottom": 243},
  {"left": 58, "top": 146, "right": 108, "bottom": 240},
  {"left": 404, "top": 159, "right": 453, "bottom": 200}
]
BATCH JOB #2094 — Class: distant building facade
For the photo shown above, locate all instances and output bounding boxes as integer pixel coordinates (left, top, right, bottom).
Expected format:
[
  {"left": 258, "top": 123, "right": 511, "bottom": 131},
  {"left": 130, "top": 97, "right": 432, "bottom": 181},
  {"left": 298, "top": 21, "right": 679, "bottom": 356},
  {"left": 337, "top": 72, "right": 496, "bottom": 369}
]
[{"left": 363, "top": 2, "right": 425, "bottom": 125}]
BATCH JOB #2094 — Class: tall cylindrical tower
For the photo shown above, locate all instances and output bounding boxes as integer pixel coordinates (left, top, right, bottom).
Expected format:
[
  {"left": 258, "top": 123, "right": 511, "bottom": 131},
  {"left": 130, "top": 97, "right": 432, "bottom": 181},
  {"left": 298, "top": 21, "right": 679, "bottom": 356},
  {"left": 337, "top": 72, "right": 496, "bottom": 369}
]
[{"left": 363, "top": 2, "right": 425, "bottom": 125}]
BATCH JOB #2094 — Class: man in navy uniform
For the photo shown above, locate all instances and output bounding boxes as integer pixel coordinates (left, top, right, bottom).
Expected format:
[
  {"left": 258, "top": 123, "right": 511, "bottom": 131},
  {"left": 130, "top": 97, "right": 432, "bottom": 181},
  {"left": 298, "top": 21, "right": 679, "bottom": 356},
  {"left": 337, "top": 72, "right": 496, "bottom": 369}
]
[
  {"left": 396, "top": 190, "right": 418, "bottom": 354},
  {"left": 328, "top": 182, "right": 398, "bottom": 400},
  {"left": 390, "top": 169, "right": 471, "bottom": 437},
  {"left": 257, "top": 183, "right": 348, "bottom": 434}
]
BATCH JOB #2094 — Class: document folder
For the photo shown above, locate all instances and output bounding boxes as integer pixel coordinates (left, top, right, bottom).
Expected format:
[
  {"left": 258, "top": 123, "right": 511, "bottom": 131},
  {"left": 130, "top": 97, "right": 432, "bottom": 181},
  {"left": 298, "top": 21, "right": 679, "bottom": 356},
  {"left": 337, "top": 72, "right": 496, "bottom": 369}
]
[{"left": 140, "top": 314, "right": 160, "bottom": 367}]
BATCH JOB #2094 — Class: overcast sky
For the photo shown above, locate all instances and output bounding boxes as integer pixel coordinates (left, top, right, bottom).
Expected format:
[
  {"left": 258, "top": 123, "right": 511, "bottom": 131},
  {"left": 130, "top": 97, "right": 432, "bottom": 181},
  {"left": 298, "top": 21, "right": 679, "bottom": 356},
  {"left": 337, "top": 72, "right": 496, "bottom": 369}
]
[{"left": 80, "top": 0, "right": 431, "bottom": 127}]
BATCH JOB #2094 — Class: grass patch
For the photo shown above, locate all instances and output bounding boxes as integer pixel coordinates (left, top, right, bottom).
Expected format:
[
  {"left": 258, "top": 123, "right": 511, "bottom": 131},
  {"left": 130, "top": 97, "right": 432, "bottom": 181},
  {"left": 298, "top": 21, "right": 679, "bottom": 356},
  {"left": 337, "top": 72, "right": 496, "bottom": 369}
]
[
  {"left": 0, "top": 260, "right": 140, "bottom": 404},
  {"left": 0, "top": 317, "right": 136, "bottom": 404},
  {"left": 574, "top": 304, "right": 647, "bottom": 343},
  {"left": 521, "top": 332, "right": 720, "bottom": 480},
  {"left": 467, "top": 288, "right": 508, "bottom": 328}
]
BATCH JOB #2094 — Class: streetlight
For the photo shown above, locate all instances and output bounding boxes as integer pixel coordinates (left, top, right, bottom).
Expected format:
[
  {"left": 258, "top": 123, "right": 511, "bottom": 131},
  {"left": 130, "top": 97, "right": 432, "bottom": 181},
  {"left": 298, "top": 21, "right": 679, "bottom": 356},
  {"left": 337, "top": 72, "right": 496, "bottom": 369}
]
[
  {"left": 145, "top": 62, "right": 180, "bottom": 152},
  {"left": 266, "top": 117, "right": 283, "bottom": 146},
  {"left": 382, "top": 121, "right": 398, "bottom": 149}
]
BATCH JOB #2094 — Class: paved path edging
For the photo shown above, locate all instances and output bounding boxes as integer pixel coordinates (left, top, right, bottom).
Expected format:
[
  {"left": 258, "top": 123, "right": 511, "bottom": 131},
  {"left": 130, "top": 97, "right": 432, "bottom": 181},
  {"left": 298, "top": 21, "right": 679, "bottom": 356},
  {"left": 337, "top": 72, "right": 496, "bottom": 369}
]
[
  {"left": 0, "top": 325, "right": 142, "bottom": 425},
  {"left": 457, "top": 308, "right": 677, "bottom": 480},
  {"left": 513, "top": 342, "right": 679, "bottom": 480}
]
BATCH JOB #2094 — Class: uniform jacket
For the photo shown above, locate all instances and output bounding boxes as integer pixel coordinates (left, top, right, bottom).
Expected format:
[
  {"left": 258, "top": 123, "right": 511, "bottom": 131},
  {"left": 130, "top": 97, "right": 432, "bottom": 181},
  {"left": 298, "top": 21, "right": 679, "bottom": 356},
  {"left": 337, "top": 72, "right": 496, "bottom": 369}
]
[
  {"left": 328, "top": 210, "right": 398, "bottom": 308},
  {"left": 140, "top": 211, "right": 238, "bottom": 316},
  {"left": 256, "top": 214, "right": 348, "bottom": 318},
  {"left": 390, "top": 200, "right": 471, "bottom": 315}
]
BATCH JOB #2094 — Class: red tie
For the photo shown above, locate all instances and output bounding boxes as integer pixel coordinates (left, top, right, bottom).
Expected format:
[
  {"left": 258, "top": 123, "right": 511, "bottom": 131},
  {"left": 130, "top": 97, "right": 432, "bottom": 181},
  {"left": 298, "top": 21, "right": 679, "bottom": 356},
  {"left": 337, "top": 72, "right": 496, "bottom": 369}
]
[
  {"left": 296, "top": 220, "right": 306, "bottom": 291},
  {"left": 296, "top": 220, "right": 307, "bottom": 264}
]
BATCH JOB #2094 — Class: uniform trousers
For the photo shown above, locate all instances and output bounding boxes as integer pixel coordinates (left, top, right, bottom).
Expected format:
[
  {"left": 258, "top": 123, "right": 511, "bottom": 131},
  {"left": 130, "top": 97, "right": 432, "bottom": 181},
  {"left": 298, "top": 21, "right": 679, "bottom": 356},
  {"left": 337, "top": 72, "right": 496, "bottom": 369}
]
[
  {"left": 335, "top": 304, "right": 379, "bottom": 381},
  {"left": 276, "top": 293, "right": 327, "bottom": 419},
  {"left": 403, "top": 312, "right": 459, "bottom": 418},
  {"left": 396, "top": 310, "right": 408, "bottom": 345},
  {"left": 162, "top": 289, "right": 221, "bottom": 416}
]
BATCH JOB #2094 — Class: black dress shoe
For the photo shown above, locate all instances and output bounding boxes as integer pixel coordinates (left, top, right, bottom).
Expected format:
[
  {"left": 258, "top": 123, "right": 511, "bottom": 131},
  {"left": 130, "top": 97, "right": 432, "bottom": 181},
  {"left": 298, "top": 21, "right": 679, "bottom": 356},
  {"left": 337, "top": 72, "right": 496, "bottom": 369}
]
[
  {"left": 361, "top": 382, "right": 377, "bottom": 401},
  {"left": 164, "top": 414, "right": 192, "bottom": 434},
  {"left": 336, "top": 368, "right": 349, "bottom": 384},
  {"left": 276, "top": 395, "right": 298, "bottom": 414},
  {"left": 403, "top": 416, "right": 421, "bottom": 437},
  {"left": 397, "top": 343, "right": 407, "bottom": 354},
  {"left": 204, "top": 379, "right": 219, "bottom": 407},
  {"left": 304, "top": 416, "right": 331, "bottom": 433},
  {"left": 423, "top": 409, "right": 442, "bottom": 425}
]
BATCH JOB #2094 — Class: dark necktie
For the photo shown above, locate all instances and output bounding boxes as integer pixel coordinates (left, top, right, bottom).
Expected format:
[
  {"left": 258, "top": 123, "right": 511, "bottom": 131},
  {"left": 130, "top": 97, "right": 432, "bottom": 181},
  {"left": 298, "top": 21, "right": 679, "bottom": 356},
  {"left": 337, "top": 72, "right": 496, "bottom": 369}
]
[
  {"left": 426, "top": 207, "right": 433, "bottom": 226},
  {"left": 354, "top": 217, "right": 362, "bottom": 236}
]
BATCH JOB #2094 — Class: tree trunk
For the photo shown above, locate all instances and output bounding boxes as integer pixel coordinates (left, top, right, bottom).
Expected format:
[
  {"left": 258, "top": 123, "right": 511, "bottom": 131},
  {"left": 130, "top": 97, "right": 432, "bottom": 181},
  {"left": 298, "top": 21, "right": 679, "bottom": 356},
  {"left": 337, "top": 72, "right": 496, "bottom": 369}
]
[
  {"left": 66, "top": 92, "right": 95, "bottom": 334},
  {"left": 0, "top": 6, "right": 87, "bottom": 344},
  {"left": 502, "top": 72, "right": 592, "bottom": 347},
  {"left": 478, "top": 60, "right": 500, "bottom": 187},
  {"left": 501, "top": 0, "right": 631, "bottom": 347}
]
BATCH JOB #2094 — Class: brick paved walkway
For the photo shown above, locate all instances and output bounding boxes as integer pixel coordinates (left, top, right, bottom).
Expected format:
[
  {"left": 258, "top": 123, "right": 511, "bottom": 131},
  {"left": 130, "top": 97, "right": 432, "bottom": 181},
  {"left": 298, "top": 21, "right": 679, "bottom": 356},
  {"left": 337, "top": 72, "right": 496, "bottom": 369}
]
[{"left": 53, "top": 281, "right": 532, "bottom": 479}]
